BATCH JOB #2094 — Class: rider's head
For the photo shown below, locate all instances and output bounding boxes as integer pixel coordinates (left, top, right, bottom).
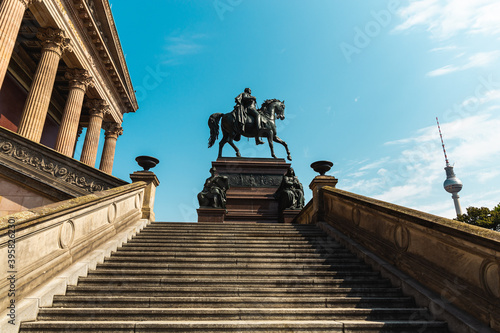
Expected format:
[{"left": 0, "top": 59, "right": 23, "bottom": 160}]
[{"left": 244, "top": 88, "right": 251, "bottom": 94}]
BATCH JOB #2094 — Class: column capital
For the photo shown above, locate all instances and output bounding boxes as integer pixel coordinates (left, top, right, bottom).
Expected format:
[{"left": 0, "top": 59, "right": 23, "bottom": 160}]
[
  {"left": 103, "top": 122, "right": 123, "bottom": 139},
  {"left": 18, "top": 0, "right": 42, "bottom": 8},
  {"left": 37, "top": 27, "right": 71, "bottom": 56},
  {"left": 65, "top": 68, "right": 93, "bottom": 92},
  {"left": 85, "top": 99, "right": 110, "bottom": 118}
]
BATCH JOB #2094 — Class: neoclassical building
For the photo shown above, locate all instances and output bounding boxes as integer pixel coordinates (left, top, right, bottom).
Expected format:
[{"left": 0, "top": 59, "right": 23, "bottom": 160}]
[{"left": 0, "top": 0, "right": 138, "bottom": 216}]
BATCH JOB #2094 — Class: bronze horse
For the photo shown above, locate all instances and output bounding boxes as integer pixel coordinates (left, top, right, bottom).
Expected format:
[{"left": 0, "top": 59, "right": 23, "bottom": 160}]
[{"left": 208, "top": 99, "right": 292, "bottom": 160}]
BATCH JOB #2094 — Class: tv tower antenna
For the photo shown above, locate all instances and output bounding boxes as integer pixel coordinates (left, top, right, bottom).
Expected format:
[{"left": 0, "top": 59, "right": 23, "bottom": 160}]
[{"left": 436, "top": 117, "right": 463, "bottom": 216}]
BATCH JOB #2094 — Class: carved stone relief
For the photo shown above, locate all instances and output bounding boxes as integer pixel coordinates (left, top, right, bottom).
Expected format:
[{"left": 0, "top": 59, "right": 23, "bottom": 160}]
[
  {"left": 0, "top": 134, "right": 112, "bottom": 193},
  {"left": 221, "top": 173, "right": 283, "bottom": 188}
]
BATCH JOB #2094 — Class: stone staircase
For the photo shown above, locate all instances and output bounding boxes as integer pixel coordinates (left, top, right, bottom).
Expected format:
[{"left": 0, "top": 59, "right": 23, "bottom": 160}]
[{"left": 20, "top": 222, "right": 448, "bottom": 332}]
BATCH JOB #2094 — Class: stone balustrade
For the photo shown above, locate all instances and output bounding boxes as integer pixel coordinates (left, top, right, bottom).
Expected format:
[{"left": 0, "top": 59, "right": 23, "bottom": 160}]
[
  {"left": 310, "top": 186, "right": 500, "bottom": 332},
  {"left": 0, "top": 181, "right": 150, "bottom": 332},
  {"left": 294, "top": 200, "right": 313, "bottom": 224}
]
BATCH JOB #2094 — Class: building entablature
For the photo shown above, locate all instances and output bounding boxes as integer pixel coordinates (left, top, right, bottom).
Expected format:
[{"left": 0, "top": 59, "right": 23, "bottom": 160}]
[
  {"left": 29, "top": 0, "right": 137, "bottom": 124},
  {"left": 0, "top": 0, "right": 136, "bottom": 181}
]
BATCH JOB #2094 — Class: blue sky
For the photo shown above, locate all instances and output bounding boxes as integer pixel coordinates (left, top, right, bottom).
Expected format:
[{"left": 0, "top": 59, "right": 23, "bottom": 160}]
[{"left": 83, "top": 0, "right": 500, "bottom": 222}]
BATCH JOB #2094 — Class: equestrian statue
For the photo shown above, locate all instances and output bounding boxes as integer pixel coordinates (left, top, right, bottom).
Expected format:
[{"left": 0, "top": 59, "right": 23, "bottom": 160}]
[{"left": 208, "top": 88, "right": 292, "bottom": 161}]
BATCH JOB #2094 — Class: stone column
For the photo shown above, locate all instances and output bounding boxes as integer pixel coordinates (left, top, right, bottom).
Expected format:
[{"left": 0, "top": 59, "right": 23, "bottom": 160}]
[
  {"left": 0, "top": 0, "right": 40, "bottom": 89},
  {"left": 99, "top": 122, "right": 123, "bottom": 174},
  {"left": 54, "top": 69, "right": 93, "bottom": 156},
  {"left": 17, "top": 27, "right": 71, "bottom": 142},
  {"left": 72, "top": 125, "right": 83, "bottom": 158},
  {"left": 80, "top": 99, "right": 109, "bottom": 167}
]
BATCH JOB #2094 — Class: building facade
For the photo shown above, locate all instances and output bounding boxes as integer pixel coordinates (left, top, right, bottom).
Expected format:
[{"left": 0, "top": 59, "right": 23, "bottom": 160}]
[{"left": 0, "top": 0, "right": 137, "bottom": 216}]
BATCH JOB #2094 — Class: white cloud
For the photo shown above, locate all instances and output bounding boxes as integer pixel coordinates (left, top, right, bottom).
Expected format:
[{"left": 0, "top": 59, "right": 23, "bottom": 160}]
[
  {"left": 347, "top": 171, "right": 366, "bottom": 178},
  {"left": 426, "top": 51, "right": 500, "bottom": 77},
  {"left": 476, "top": 170, "right": 500, "bottom": 183},
  {"left": 464, "top": 51, "right": 500, "bottom": 68},
  {"left": 341, "top": 110, "right": 500, "bottom": 219},
  {"left": 429, "top": 45, "right": 457, "bottom": 52},
  {"left": 426, "top": 64, "right": 459, "bottom": 77},
  {"left": 164, "top": 33, "right": 207, "bottom": 56},
  {"left": 394, "top": 0, "right": 500, "bottom": 39},
  {"left": 359, "top": 157, "right": 390, "bottom": 171}
]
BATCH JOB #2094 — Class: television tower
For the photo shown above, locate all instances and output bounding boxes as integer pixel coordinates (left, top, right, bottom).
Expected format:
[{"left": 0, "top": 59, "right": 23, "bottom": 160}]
[{"left": 436, "top": 118, "right": 463, "bottom": 216}]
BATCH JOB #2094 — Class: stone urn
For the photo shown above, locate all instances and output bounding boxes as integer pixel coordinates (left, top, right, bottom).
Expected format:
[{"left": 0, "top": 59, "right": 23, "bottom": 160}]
[
  {"left": 310, "top": 160, "right": 333, "bottom": 175},
  {"left": 135, "top": 155, "right": 159, "bottom": 171}
]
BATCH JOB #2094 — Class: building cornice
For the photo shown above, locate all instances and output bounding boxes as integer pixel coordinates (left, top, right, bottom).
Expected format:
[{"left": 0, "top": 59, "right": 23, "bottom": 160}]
[
  {"left": 68, "top": 0, "right": 137, "bottom": 112},
  {"left": 33, "top": 0, "right": 137, "bottom": 122}
]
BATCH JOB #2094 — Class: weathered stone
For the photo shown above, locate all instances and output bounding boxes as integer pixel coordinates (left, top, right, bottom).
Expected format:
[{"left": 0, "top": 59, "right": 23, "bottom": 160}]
[
  {"left": 317, "top": 186, "right": 500, "bottom": 332},
  {"left": 15, "top": 222, "right": 450, "bottom": 332}
]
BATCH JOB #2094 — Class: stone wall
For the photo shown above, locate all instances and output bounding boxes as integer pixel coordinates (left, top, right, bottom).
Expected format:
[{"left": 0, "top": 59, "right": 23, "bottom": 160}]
[
  {"left": 0, "top": 175, "right": 55, "bottom": 217},
  {"left": 0, "top": 181, "right": 147, "bottom": 319},
  {"left": 318, "top": 186, "right": 500, "bottom": 331},
  {"left": 0, "top": 126, "right": 128, "bottom": 205}
]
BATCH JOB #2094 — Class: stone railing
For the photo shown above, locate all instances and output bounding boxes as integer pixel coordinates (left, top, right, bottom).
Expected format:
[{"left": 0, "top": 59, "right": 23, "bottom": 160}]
[
  {"left": 318, "top": 186, "right": 500, "bottom": 332},
  {"left": 0, "top": 126, "right": 127, "bottom": 200},
  {"left": 294, "top": 200, "right": 313, "bottom": 224},
  {"left": 0, "top": 181, "right": 150, "bottom": 332}
]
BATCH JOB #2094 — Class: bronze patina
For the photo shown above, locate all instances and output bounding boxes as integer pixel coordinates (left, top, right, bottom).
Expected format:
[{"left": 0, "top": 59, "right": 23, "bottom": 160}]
[
  {"left": 208, "top": 88, "right": 292, "bottom": 160},
  {"left": 197, "top": 167, "right": 229, "bottom": 209},
  {"left": 274, "top": 167, "right": 305, "bottom": 211}
]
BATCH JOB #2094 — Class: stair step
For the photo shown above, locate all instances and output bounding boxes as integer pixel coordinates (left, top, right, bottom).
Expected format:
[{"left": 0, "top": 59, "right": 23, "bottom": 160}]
[
  {"left": 21, "top": 320, "right": 448, "bottom": 332},
  {"left": 147, "top": 222, "right": 317, "bottom": 229},
  {"left": 51, "top": 296, "right": 416, "bottom": 308},
  {"left": 137, "top": 230, "right": 326, "bottom": 236},
  {"left": 129, "top": 238, "right": 319, "bottom": 245},
  {"left": 87, "top": 269, "right": 381, "bottom": 278},
  {"left": 76, "top": 276, "right": 391, "bottom": 288},
  {"left": 104, "top": 256, "right": 362, "bottom": 264},
  {"left": 95, "top": 262, "right": 370, "bottom": 270},
  {"left": 19, "top": 222, "right": 449, "bottom": 332},
  {"left": 119, "top": 245, "right": 340, "bottom": 254},
  {"left": 36, "top": 307, "right": 430, "bottom": 321},
  {"left": 122, "top": 242, "right": 322, "bottom": 250},
  {"left": 65, "top": 285, "right": 402, "bottom": 297},
  {"left": 112, "top": 250, "right": 353, "bottom": 258}
]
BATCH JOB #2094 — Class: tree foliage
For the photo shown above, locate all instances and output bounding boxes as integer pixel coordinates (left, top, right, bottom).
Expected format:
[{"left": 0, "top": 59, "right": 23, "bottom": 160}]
[{"left": 456, "top": 203, "right": 500, "bottom": 231}]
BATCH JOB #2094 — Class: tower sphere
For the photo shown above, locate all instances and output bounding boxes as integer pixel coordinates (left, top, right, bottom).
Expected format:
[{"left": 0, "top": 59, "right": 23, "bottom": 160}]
[
  {"left": 444, "top": 177, "right": 463, "bottom": 194},
  {"left": 443, "top": 165, "right": 463, "bottom": 194}
]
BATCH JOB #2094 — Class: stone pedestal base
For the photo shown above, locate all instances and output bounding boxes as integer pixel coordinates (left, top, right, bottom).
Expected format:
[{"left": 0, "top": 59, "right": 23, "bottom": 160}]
[
  {"left": 281, "top": 209, "right": 301, "bottom": 224},
  {"left": 197, "top": 208, "right": 226, "bottom": 223},
  {"left": 130, "top": 171, "right": 160, "bottom": 222},
  {"left": 212, "top": 157, "right": 291, "bottom": 223},
  {"left": 309, "top": 175, "right": 338, "bottom": 223}
]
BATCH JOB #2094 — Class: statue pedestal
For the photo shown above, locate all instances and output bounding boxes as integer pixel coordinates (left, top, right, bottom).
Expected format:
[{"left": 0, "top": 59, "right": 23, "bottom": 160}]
[
  {"left": 197, "top": 208, "right": 226, "bottom": 223},
  {"left": 211, "top": 157, "right": 291, "bottom": 223}
]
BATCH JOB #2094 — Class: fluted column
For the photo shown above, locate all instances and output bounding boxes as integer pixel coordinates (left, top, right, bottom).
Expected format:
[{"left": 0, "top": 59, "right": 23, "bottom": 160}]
[
  {"left": 54, "top": 69, "right": 93, "bottom": 156},
  {"left": 0, "top": 0, "right": 40, "bottom": 89},
  {"left": 80, "top": 99, "right": 109, "bottom": 167},
  {"left": 99, "top": 122, "right": 123, "bottom": 174},
  {"left": 18, "top": 27, "right": 71, "bottom": 142},
  {"left": 72, "top": 125, "right": 83, "bottom": 158}
]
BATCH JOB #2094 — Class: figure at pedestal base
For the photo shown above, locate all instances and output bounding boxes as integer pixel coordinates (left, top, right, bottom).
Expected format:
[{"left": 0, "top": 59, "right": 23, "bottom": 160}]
[{"left": 196, "top": 157, "right": 304, "bottom": 223}]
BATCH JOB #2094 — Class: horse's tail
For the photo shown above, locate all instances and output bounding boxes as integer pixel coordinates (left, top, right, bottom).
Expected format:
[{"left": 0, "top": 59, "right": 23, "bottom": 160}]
[{"left": 208, "top": 113, "right": 224, "bottom": 148}]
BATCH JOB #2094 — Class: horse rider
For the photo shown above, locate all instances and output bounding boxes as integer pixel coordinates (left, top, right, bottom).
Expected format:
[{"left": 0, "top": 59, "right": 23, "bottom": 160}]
[{"left": 234, "top": 88, "right": 264, "bottom": 145}]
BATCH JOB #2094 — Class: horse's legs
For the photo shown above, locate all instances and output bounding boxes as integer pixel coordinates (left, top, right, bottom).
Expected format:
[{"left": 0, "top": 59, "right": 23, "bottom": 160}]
[
  {"left": 266, "top": 131, "right": 277, "bottom": 158},
  {"left": 218, "top": 133, "right": 228, "bottom": 158},
  {"left": 227, "top": 136, "right": 241, "bottom": 157},
  {"left": 273, "top": 135, "right": 292, "bottom": 161}
]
